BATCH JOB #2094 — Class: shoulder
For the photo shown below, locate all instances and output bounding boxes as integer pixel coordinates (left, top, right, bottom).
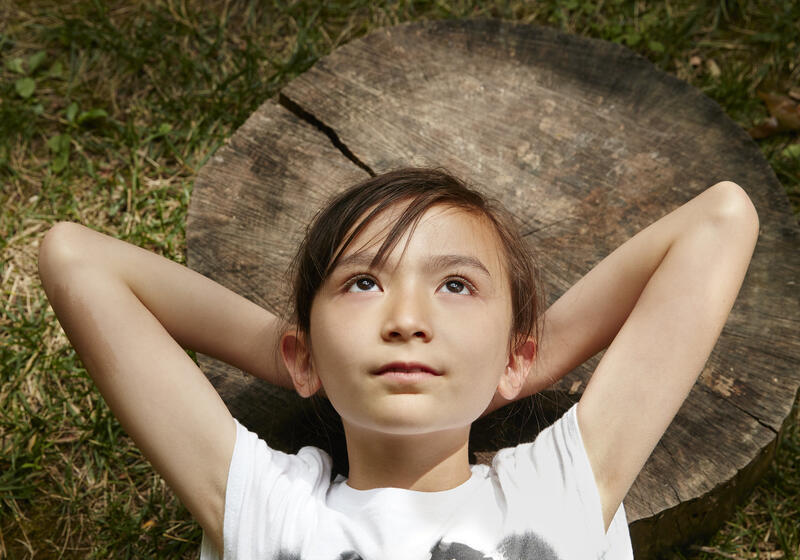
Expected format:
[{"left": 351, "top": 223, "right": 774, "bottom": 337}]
[
  {"left": 216, "top": 420, "right": 335, "bottom": 557},
  {"left": 492, "top": 403, "right": 592, "bottom": 503},
  {"left": 491, "top": 404, "right": 633, "bottom": 556},
  {"left": 228, "top": 419, "right": 334, "bottom": 493},
  {"left": 493, "top": 404, "right": 583, "bottom": 475},
  {"left": 492, "top": 406, "right": 622, "bottom": 524}
]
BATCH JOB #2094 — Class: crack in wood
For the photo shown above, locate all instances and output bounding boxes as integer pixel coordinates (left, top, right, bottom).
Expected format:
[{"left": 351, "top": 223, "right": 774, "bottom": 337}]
[
  {"left": 726, "top": 398, "right": 780, "bottom": 434},
  {"left": 521, "top": 215, "right": 574, "bottom": 237},
  {"left": 278, "top": 92, "right": 375, "bottom": 177},
  {"left": 656, "top": 439, "right": 684, "bottom": 505}
]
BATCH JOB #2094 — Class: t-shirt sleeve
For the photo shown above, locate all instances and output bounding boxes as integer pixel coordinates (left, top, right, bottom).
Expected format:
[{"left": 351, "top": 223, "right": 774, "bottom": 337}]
[
  {"left": 200, "top": 419, "right": 333, "bottom": 560},
  {"left": 492, "top": 402, "right": 632, "bottom": 558}
]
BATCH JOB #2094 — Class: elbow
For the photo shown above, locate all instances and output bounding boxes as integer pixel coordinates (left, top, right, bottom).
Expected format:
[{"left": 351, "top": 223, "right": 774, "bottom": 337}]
[
  {"left": 38, "top": 222, "right": 86, "bottom": 284},
  {"left": 704, "top": 181, "right": 760, "bottom": 243}
]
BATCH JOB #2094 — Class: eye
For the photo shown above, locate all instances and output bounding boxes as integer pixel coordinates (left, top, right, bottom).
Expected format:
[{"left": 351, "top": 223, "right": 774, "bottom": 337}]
[
  {"left": 439, "top": 278, "right": 474, "bottom": 295},
  {"left": 346, "top": 275, "right": 381, "bottom": 293}
]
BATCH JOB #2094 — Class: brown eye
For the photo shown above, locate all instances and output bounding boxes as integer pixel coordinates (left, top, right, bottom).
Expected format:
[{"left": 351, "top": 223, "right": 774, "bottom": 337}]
[
  {"left": 440, "top": 279, "right": 471, "bottom": 295},
  {"left": 347, "top": 276, "right": 379, "bottom": 292}
]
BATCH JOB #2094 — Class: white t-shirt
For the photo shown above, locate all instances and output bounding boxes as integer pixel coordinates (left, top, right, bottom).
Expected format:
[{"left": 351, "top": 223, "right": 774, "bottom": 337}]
[{"left": 200, "top": 403, "right": 633, "bottom": 559}]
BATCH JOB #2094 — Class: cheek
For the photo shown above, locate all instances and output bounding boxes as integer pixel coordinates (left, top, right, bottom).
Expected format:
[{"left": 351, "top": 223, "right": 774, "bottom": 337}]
[
  {"left": 308, "top": 306, "right": 369, "bottom": 379},
  {"left": 446, "top": 307, "right": 510, "bottom": 369}
]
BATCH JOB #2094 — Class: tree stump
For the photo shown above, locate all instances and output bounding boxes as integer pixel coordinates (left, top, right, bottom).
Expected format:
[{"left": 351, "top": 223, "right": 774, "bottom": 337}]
[{"left": 186, "top": 19, "right": 800, "bottom": 558}]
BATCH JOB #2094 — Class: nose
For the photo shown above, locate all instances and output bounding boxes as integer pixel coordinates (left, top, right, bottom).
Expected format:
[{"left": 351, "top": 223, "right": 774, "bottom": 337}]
[{"left": 380, "top": 286, "right": 432, "bottom": 342}]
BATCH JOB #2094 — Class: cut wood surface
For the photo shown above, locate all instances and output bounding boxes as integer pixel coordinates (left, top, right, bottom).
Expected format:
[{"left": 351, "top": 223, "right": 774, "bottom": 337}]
[{"left": 187, "top": 19, "right": 800, "bottom": 558}]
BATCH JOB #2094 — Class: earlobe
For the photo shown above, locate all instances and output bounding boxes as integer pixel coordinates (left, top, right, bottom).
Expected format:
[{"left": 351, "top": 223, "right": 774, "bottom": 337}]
[
  {"left": 280, "top": 330, "right": 321, "bottom": 398},
  {"left": 497, "top": 338, "right": 536, "bottom": 400}
]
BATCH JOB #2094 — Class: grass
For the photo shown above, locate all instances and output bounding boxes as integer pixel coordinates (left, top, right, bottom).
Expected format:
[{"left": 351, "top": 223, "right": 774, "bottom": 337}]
[{"left": 1, "top": 0, "right": 798, "bottom": 558}]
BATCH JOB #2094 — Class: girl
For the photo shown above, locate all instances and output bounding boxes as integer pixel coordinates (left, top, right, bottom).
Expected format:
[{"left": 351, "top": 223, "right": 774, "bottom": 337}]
[{"left": 39, "top": 168, "right": 759, "bottom": 559}]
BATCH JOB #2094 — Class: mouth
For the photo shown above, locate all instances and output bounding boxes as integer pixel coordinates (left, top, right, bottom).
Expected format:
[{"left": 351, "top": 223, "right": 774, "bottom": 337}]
[{"left": 373, "top": 362, "right": 442, "bottom": 376}]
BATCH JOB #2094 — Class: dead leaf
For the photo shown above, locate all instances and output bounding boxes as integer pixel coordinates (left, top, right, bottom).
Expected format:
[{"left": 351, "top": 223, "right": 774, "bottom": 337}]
[
  {"left": 759, "top": 91, "right": 800, "bottom": 128},
  {"left": 707, "top": 59, "right": 721, "bottom": 77},
  {"left": 749, "top": 116, "right": 782, "bottom": 139},
  {"left": 748, "top": 91, "right": 800, "bottom": 138}
]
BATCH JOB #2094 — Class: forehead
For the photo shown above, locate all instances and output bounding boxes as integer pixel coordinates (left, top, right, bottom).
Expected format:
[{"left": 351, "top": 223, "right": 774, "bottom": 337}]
[{"left": 341, "top": 203, "right": 508, "bottom": 274}]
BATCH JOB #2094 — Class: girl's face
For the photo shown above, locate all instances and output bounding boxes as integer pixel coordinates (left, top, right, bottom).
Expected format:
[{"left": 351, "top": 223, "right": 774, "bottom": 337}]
[{"left": 289, "top": 204, "right": 530, "bottom": 437}]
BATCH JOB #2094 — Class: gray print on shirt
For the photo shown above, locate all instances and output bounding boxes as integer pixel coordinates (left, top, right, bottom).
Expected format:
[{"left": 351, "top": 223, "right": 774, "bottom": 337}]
[
  {"left": 430, "top": 532, "right": 559, "bottom": 559},
  {"left": 277, "top": 531, "right": 560, "bottom": 560}
]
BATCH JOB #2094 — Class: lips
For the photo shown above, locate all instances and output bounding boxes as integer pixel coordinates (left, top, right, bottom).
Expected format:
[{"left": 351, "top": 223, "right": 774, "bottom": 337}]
[{"left": 373, "top": 362, "right": 442, "bottom": 376}]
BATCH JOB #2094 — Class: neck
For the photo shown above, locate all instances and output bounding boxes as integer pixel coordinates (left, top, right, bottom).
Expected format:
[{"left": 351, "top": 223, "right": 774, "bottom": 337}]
[{"left": 342, "top": 422, "right": 472, "bottom": 492}]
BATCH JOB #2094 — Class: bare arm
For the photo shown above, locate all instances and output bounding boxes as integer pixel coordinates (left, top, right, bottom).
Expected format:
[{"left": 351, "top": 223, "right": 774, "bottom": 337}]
[
  {"left": 492, "top": 182, "right": 758, "bottom": 528},
  {"left": 38, "top": 222, "right": 291, "bottom": 552}
]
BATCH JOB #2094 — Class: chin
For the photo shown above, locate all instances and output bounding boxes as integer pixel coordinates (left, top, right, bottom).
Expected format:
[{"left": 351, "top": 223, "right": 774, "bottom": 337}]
[
  {"left": 334, "top": 395, "right": 484, "bottom": 437},
  {"left": 347, "top": 412, "right": 475, "bottom": 438}
]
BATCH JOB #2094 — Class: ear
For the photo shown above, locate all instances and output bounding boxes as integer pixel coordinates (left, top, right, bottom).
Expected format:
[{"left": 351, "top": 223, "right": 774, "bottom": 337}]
[
  {"left": 497, "top": 337, "right": 536, "bottom": 400},
  {"left": 280, "top": 329, "right": 322, "bottom": 398}
]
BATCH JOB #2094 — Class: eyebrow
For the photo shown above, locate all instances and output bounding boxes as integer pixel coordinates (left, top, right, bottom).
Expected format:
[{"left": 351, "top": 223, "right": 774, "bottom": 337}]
[{"left": 334, "top": 252, "right": 492, "bottom": 278}]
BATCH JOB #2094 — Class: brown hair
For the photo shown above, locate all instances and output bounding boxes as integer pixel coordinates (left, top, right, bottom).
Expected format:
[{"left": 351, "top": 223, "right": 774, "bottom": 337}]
[{"left": 289, "top": 167, "right": 543, "bottom": 351}]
